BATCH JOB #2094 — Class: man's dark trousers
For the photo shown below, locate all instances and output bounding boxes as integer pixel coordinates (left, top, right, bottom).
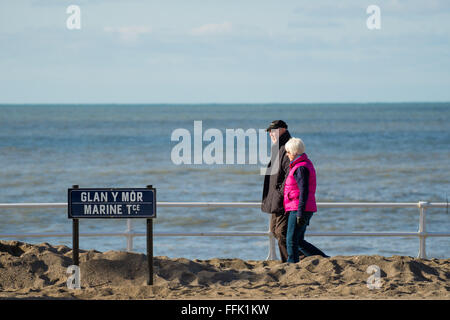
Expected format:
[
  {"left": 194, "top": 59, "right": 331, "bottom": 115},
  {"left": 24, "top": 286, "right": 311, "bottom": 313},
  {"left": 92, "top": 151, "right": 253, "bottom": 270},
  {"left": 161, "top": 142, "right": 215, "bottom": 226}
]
[{"left": 270, "top": 212, "right": 289, "bottom": 262}]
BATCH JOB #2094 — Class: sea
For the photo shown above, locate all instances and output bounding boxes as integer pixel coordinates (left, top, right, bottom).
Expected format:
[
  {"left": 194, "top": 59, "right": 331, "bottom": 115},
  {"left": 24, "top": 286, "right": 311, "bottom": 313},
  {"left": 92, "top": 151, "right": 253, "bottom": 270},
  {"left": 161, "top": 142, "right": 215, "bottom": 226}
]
[{"left": 0, "top": 103, "right": 449, "bottom": 259}]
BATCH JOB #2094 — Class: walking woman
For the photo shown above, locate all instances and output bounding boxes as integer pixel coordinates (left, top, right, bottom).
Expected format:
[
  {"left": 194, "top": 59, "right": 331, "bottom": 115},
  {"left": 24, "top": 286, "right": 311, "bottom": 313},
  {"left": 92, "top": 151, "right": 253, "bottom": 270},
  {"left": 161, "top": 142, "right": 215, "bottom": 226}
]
[{"left": 283, "top": 137, "right": 328, "bottom": 263}]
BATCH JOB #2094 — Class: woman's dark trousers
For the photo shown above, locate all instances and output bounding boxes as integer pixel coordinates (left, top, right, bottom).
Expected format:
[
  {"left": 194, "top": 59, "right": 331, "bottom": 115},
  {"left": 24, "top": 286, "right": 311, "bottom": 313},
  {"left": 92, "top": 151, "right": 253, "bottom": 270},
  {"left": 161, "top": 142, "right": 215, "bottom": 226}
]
[{"left": 286, "top": 211, "right": 328, "bottom": 263}]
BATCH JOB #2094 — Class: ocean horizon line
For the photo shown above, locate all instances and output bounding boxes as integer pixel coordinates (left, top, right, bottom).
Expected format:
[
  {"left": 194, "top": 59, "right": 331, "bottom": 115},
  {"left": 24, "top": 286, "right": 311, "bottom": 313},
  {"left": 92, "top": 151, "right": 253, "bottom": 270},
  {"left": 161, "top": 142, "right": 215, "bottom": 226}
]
[{"left": 1, "top": 101, "right": 450, "bottom": 106}]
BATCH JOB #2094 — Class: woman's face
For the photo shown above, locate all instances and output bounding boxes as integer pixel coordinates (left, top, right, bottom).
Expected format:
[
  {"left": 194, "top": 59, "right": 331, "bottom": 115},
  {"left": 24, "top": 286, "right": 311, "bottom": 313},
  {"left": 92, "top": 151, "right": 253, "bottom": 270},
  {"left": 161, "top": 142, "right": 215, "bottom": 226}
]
[{"left": 286, "top": 151, "right": 296, "bottom": 161}]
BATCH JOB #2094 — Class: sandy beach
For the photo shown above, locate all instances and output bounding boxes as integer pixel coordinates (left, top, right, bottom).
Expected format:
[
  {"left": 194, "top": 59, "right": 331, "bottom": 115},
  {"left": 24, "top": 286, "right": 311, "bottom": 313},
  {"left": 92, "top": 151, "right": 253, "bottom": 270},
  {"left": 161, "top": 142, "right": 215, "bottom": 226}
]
[{"left": 0, "top": 240, "right": 448, "bottom": 300}]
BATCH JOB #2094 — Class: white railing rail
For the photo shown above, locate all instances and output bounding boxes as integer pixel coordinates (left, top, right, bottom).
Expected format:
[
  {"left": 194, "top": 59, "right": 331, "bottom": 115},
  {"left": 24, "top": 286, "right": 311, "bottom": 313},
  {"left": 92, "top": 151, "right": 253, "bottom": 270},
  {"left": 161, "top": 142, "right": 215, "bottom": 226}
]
[{"left": 0, "top": 201, "right": 448, "bottom": 260}]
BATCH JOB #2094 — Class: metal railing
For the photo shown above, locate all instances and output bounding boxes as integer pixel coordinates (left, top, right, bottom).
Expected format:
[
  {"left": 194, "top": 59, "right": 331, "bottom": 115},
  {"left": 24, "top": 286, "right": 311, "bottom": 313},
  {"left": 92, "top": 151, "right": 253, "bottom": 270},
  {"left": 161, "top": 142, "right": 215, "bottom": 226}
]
[{"left": 0, "top": 201, "right": 448, "bottom": 259}]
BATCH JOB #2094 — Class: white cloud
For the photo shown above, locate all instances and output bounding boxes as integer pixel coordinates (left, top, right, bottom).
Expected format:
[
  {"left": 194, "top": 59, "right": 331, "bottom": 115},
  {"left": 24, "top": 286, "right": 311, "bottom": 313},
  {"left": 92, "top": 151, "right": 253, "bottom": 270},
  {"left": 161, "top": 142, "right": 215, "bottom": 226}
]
[
  {"left": 189, "top": 22, "right": 232, "bottom": 36},
  {"left": 104, "top": 26, "right": 152, "bottom": 41}
]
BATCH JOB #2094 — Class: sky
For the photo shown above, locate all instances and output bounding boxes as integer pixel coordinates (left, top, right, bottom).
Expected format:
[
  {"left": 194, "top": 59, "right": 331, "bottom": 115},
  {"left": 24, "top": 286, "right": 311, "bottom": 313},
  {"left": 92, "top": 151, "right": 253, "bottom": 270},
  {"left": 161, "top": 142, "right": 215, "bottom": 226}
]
[{"left": 0, "top": 0, "right": 449, "bottom": 103}]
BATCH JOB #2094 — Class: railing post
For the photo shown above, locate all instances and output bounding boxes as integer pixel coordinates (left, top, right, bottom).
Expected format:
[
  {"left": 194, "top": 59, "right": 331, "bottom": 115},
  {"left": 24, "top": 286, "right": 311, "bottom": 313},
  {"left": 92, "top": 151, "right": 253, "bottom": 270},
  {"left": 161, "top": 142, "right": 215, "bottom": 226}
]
[
  {"left": 126, "top": 219, "right": 133, "bottom": 252},
  {"left": 266, "top": 216, "right": 278, "bottom": 260},
  {"left": 418, "top": 201, "right": 428, "bottom": 259},
  {"left": 72, "top": 185, "right": 80, "bottom": 266},
  {"left": 266, "top": 232, "right": 278, "bottom": 260}
]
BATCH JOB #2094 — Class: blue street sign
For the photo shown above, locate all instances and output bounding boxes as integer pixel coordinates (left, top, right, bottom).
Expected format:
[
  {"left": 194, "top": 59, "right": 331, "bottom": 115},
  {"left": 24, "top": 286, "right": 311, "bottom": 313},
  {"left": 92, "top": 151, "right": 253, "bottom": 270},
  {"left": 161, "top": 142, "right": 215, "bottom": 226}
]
[{"left": 68, "top": 188, "right": 156, "bottom": 218}]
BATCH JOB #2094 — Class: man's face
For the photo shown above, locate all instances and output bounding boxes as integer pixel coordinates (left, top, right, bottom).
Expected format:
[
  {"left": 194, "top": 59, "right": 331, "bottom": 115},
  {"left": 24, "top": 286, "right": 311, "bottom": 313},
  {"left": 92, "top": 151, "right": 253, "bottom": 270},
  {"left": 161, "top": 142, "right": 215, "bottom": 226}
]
[{"left": 269, "top": 128, "right": 286, "bottom": 144}]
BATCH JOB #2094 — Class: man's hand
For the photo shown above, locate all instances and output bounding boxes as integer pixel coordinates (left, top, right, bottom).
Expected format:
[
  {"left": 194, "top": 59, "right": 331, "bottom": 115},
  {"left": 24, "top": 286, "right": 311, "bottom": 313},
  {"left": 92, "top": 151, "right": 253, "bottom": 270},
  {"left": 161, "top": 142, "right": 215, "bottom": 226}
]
[{"left": 296, "top": 215, "right": 307, "bottom": 227}]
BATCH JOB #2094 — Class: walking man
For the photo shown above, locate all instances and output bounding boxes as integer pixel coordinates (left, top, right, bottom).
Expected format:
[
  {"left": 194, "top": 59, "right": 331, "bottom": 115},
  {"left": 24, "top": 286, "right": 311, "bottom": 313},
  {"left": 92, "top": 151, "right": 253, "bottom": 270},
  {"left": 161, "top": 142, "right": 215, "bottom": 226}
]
[{"left": 261, "top": 120, "right": 291, "bottom": 262}]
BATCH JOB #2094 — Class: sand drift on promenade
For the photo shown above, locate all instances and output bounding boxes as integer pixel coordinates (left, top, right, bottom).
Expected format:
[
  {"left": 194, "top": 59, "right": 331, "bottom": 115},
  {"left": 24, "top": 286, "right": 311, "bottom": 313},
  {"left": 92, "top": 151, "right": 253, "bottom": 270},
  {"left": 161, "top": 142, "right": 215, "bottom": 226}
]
[{"left": 0, "top": 240, "right": 448, "bottom": 299}]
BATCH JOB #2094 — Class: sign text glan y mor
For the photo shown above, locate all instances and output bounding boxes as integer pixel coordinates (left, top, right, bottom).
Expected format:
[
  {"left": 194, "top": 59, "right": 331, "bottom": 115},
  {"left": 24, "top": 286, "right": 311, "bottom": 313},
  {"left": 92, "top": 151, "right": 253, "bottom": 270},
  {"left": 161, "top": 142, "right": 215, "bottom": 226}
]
[{"left": 68, "top": 185, "right": 156, "bottom": 285}]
